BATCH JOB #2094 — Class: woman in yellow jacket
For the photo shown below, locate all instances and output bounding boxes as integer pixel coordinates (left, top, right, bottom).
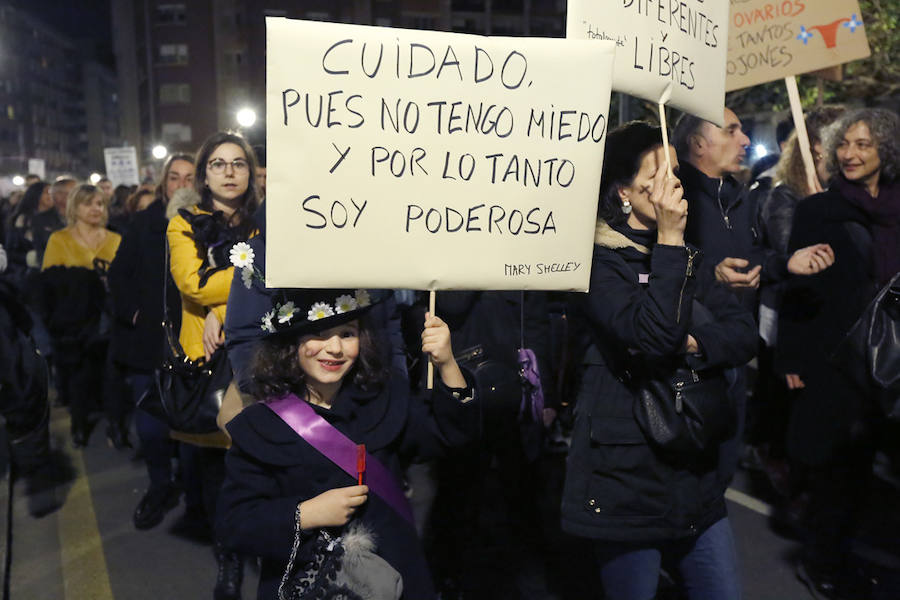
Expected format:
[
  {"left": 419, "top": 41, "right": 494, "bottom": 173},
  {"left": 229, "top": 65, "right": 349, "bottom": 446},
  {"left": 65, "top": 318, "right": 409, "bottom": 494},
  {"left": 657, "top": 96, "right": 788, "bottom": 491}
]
[
  {"left": 166, "top": 131, "right": 259, "bottom": 600},
  {"left": 42, "top": 183, "right": 122, "bottom": 447}
]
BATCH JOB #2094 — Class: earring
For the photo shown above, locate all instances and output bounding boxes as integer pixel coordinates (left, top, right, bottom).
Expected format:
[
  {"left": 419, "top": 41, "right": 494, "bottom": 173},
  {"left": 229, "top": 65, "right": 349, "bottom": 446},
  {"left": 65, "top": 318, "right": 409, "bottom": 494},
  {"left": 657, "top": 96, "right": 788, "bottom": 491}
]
[{"left": 621, "top": 199, "right": 632, "bottom": 215}]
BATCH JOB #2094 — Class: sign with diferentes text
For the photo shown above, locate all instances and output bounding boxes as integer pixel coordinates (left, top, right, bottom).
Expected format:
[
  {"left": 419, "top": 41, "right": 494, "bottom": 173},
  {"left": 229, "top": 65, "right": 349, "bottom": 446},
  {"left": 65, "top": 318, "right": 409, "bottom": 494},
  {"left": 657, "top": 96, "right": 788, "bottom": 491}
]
[
  {"left": 567, "top": 0, "right": 730, "bottom": 126},
  {"left": 266, "top": 18, "right": 614, "bottom": 291},
  {"left": 726, "top": 0, "right": 870, "bottom": 91}
]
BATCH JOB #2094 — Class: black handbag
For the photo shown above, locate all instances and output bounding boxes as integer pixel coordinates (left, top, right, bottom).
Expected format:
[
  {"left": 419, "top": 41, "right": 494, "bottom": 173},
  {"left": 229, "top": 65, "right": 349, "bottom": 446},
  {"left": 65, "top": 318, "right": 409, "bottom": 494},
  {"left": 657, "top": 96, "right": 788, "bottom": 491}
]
[
  {"left": 633, "top": 366, "right": 733, "bottom": 456},
  {"left": 136, "top": 243, "right": 231, "bottom": 433},
  {"left": 628, "top": 299, "right": 734, "bottom": 456},
  {"left": 832, "top": 272, "right": 900, "bottom": 421},
  {"left": 453, "top": 344, "right": 522, "bottom": 408}
]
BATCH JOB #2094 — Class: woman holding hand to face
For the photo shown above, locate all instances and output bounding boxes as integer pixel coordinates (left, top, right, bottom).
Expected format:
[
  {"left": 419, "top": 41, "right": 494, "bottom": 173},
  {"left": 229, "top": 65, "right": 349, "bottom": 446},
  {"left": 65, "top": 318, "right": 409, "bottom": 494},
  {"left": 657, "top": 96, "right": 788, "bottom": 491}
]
[{"left": 562, "top": 121, "right": 756, "bottom": 600}]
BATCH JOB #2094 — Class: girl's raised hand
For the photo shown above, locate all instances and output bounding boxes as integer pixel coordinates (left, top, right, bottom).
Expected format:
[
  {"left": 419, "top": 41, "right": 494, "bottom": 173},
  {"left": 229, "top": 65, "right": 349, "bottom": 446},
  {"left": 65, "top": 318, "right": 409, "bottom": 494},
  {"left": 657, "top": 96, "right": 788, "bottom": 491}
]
[
  {"left": 299, "top": 485, "right": 368, "bottom": 529},
  {"left": 422, "top": 313, "right": 466, "bottom": 389}
]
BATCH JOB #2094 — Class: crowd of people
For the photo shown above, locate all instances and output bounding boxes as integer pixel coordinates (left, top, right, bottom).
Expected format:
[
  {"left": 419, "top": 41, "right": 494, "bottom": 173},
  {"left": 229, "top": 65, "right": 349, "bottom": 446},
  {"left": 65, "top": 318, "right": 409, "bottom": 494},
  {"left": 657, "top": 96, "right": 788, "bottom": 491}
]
[{"left": 0, "top": 102, "right": 897, "bottom": 600}]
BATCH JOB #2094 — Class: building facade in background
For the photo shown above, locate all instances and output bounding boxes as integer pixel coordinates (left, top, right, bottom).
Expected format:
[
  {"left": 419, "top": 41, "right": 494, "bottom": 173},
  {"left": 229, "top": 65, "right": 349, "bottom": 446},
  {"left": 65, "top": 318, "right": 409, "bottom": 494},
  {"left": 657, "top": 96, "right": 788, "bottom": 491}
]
[
  {"left": 0, "top": 5, "right": 121, "bottom": 180},
  {"left": 112, "top": 0, "right": 565, "bottom": 168}
]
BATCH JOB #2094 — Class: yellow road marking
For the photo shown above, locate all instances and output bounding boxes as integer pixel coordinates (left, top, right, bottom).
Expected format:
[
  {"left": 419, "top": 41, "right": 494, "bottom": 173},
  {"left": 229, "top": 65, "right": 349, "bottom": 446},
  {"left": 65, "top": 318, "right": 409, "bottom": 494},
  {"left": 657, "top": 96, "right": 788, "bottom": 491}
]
[{"left": 51, "top": 408, "right": 114, "bottom": 600}]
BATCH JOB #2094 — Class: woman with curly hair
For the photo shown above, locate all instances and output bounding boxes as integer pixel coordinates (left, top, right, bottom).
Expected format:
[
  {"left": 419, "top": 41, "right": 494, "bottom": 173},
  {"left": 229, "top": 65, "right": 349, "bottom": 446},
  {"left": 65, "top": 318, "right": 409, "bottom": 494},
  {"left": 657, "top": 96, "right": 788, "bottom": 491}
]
[
  {"left": 778, "top": 107, "right": 900, "bottom": 598},
  {"left": 217, "top": 288, "right": 478, "bottom": 600}
]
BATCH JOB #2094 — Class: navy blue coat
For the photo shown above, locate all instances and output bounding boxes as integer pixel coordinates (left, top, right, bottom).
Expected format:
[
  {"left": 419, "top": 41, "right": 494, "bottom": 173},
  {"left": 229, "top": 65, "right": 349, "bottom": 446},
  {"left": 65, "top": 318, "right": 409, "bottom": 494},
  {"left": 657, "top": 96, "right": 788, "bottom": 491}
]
[
  {"left": 680, "top": 160, "right": 765, "bottom": 313},
  {"left": 217, "top": 372, "right": 478, "bottom": 600},
  {"left": 108, "top": 199, "right": 181, "bottom": 371},
  {"left": 561, "top": 224, "right": 756, "bottom": 543}
]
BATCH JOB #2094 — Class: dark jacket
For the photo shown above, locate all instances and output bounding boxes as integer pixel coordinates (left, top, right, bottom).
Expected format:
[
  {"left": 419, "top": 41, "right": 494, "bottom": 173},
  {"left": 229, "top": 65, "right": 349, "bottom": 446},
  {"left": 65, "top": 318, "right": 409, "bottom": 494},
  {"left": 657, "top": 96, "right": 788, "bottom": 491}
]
[
  {"left": 561, "top": 223, "right": 756, "bottom": 542},
  {"left": 36, "top": 266, "right": 107, "bottom": 365},
  {"left": 107, "top": 199, "right": 181, "bottom": 371},
  {"left": 777, "top": 186, "right": 881, "bottom": 465},
  {"left": 756, "top": 182, "right": 802, "bottom": 314},
  {"left": 217, "top": 372, "right": 478, "bottom": 600},
  {"left": 437, "top": 291, "right": 557, "bottom": 409},
  {"left": 30, "top": 208, "right": 64, "bottom": 265},
  {"left": 680, "top": 160, "right": 766, "bottom": 313}
]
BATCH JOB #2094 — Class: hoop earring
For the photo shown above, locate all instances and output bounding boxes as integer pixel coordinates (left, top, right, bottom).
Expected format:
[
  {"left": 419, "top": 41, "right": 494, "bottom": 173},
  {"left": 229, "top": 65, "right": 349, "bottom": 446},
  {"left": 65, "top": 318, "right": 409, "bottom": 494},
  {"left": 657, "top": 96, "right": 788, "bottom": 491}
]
[{"left": 621, "top": 199, "right": 632, "bottom": 215}]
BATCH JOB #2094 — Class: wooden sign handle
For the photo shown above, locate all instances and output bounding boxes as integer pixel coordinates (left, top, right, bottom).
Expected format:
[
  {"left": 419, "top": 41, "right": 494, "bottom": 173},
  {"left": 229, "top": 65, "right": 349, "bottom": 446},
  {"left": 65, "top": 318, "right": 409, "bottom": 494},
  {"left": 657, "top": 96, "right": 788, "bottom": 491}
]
[
  {"left": 426, "top": 289, "right": 436, "bottom": 390},
  {"left": 785, "top": 76, "right": 821, "bottom": 195}
]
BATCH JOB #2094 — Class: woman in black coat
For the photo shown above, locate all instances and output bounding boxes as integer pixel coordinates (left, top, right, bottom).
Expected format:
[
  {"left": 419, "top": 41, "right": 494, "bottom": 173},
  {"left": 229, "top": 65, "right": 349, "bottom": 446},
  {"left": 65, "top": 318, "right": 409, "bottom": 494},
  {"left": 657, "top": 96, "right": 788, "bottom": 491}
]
[
  {"left": 107, "top": 153, "right": 198, "bottom": 529},
  {"left": 561, "top": 122, "right": 757, "bottom": 600},
  {"left": 777, "top": 108, "right": 900, "bottom": 596}
]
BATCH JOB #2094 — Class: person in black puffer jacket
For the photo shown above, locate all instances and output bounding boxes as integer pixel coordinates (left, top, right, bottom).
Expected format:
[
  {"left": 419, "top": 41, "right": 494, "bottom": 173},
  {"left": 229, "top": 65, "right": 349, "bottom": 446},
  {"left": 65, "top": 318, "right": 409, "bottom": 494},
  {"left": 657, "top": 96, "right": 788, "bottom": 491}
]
[{"left": 562, "top": 121, "right": 757, "bottom": 600}]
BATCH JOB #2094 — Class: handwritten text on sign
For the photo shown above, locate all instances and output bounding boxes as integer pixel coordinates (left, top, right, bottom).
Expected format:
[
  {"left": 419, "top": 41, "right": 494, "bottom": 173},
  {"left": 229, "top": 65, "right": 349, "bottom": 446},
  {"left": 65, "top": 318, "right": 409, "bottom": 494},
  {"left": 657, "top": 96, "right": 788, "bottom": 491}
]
[
  {"left": 266, "top": 18, "right": 614, "bottom": 291},
  {"left": 567, "top": 0, "right": 730, "bottom": 126},
  {"left": 726, "top": 0, "right": 870, "bottom": 91}
]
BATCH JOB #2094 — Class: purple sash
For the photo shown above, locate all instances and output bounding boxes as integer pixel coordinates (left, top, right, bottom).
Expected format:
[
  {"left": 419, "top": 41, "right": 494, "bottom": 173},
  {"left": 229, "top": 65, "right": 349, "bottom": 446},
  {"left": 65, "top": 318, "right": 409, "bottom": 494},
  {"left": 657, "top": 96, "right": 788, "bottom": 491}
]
[{"left": 265, "top": 394, "right": 415, "bottom": 526}]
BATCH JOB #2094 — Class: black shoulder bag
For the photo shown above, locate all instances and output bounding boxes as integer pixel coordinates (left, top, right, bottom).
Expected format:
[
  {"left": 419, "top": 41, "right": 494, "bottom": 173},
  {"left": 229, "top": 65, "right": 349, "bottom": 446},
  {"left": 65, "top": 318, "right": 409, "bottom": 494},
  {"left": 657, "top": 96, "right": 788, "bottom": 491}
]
[
  {"left": 630, "top": 300, "right": 734, "bottom": 457},
  {"left": 832, "top": 271, "right": 900, "bottom": 421},
  {"left": 137, "top": 239, "right": 231, "bottom": 433}
]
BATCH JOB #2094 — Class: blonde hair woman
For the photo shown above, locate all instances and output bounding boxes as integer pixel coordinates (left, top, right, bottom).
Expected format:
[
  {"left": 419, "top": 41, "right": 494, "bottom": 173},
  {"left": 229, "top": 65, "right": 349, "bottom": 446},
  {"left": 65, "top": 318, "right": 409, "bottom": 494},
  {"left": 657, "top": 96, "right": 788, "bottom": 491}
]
[
  {"left": 42, "top": 183, "right": 121, "bottom": 270},
  {"left": 41, "top": 183, "right": 122, "bottom": 447}
]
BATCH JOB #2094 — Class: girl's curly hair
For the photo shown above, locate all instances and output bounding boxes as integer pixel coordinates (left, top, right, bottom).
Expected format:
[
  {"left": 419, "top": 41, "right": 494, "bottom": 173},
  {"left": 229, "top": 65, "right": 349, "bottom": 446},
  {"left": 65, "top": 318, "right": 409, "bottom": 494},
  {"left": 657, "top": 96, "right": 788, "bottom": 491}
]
[{"left": 250, "top": 315, "right": 388, "bottom": 401}]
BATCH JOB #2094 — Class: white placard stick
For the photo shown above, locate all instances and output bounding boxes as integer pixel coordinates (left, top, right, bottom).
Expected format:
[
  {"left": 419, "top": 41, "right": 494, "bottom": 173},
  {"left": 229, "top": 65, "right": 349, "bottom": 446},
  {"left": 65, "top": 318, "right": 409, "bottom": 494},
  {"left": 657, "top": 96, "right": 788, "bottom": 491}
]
[
  {"left": 427, "top": 290, "right": 436, "bottom": 390},
  {"left": 659, "top": 102, "right": 674, "bottom": 178},
  {"left": 785, "top": 76, "right": 820, "bottom": 194}
]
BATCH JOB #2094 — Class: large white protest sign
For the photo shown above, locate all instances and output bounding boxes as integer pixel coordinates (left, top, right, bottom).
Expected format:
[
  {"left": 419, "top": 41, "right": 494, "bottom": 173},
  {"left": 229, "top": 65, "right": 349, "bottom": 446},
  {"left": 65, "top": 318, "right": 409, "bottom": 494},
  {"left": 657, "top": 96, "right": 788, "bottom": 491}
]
[
  {"left": 726, "top": 0, "right": 870, "bottom": 91},
  {"left": 266, "top": 18, "right": 614, "bottom": 291},
  {"left": 567, "top": 0, "right": 730, "bottom": 126},
  {"left": 104, "top": 147, "right": 140, "bottom": 187}
]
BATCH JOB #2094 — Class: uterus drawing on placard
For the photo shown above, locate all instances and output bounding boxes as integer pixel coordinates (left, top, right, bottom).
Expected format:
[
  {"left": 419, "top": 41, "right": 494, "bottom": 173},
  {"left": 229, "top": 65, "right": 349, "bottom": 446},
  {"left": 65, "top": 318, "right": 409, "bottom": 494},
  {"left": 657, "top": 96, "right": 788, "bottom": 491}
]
[{"left": 796, "top": 13, "right": 864, "bottom": 49}]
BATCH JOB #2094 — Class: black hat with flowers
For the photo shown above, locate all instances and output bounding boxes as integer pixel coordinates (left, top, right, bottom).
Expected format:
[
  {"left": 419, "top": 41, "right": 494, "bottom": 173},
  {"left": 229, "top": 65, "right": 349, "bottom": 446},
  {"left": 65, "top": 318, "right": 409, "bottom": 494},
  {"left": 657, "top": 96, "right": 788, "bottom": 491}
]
[
  {"left": 260, "top": 288, "right": 379, "bottom": 337},
  {"left": 227, "top": 240, "right": 379, "bottom": 338}
]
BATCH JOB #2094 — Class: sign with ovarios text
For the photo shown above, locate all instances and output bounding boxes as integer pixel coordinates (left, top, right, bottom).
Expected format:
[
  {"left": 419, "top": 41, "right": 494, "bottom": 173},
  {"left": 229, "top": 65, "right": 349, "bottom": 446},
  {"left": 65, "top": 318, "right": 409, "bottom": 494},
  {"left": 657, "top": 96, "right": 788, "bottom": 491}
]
[
  {"left": 266, "top": 18, "right": 614, "bottom": 291},
  {"left": 726, "top": 0, "right": 870, "bottom": 91},
  {"left": 567, "top": 0, "right": 730, "bottom": 126}
]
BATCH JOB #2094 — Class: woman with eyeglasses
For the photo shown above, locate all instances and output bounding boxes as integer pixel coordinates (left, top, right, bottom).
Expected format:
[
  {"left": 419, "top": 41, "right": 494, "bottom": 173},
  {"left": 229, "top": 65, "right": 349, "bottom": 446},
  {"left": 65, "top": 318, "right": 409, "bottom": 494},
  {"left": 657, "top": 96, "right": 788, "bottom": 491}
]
[{"left": 167, "top": 131, "right": 259, "bottom": 600}]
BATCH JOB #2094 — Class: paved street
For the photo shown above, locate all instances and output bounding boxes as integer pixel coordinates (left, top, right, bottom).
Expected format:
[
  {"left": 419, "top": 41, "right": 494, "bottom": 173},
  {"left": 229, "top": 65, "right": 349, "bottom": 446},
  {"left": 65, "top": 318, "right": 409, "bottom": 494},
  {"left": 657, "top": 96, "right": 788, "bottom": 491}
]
[{"left": 7, "top": 407, "right": 897, "bottom": 599}]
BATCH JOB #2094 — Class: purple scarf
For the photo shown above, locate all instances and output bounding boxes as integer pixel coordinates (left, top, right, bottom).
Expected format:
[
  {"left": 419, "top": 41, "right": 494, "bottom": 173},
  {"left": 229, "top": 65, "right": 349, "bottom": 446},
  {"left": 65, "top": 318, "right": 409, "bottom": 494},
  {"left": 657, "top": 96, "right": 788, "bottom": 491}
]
[{"left": 834, "top": 176, "right": 900, "bottom": 286}]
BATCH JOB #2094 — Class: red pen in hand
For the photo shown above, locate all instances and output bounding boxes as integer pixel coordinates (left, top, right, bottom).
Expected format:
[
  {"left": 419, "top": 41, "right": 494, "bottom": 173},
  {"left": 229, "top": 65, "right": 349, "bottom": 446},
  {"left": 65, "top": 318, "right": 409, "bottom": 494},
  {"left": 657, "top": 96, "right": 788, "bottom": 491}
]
[{"left": 357, "top": 444, "right": 366, "bottom": 485}]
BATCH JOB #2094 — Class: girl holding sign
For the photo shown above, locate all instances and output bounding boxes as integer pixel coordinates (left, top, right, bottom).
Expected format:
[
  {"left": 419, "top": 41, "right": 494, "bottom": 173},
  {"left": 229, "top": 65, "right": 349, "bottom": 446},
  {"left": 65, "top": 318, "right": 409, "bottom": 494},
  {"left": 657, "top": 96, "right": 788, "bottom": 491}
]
[
  {"left": 216, "top": 288, "right": 478, "bottom": 600},
  {"left": 561, "top": 121, "right": 757, "bottom": 599}
]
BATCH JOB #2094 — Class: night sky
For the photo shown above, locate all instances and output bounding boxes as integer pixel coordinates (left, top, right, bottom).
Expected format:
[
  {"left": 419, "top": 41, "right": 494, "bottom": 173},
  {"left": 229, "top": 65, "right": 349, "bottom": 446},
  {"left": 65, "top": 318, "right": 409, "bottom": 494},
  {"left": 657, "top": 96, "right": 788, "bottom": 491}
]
[{"left": 8, "top": 0, "right": 115, "bottom": 66}]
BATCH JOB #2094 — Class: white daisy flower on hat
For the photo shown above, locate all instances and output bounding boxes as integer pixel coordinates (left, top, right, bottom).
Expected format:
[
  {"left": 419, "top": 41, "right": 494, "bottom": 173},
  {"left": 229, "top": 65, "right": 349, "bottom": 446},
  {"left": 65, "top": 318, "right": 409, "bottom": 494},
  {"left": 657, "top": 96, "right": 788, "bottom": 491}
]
[
  {"left": 308, "top": 302, "right": 334, "bottom": 322},
  {"left": 334, "top": 294, "right": 358, "bottom": 314},
  {"left": 355, "top": 289, "right": 371, "bottom": 307}
]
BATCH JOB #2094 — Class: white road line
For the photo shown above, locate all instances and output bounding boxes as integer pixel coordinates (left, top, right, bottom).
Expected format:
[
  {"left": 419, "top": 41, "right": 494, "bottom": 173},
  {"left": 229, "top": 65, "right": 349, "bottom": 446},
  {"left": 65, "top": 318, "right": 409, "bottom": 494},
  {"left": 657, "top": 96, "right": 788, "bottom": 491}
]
[{"left": 726, "top": 487, "right": 774, "bottom": 517}]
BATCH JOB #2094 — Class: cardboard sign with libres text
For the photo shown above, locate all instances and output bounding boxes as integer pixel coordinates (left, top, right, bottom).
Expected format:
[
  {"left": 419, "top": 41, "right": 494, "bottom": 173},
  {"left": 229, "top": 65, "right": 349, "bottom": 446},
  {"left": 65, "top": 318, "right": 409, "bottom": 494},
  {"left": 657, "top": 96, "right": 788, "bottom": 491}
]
[
  {"left": 265, "top": 17, "right": 614, "bottom": 291},
  {"left": 726, "top": 0, "right": 870, "bottom": 91},
  {"left": 567, "top": 0, "right": 730, "bottom": 126}
]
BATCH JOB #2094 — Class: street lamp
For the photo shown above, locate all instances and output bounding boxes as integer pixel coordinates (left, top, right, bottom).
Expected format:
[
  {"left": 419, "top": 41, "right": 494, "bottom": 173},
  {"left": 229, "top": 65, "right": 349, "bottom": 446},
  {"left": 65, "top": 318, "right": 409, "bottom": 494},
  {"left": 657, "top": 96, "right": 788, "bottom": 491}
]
[
  {"left": 152, "top": 144, "right": 168, "bottom": 160},
  {"left": 89, "top": 172, "right": 102, "bottom": 185},
  {"left": 236, "top": 108, "right": 257, "bottom": 128},
  {"left": 12, "top": 175, "right": 24, "bottom": 187}
]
